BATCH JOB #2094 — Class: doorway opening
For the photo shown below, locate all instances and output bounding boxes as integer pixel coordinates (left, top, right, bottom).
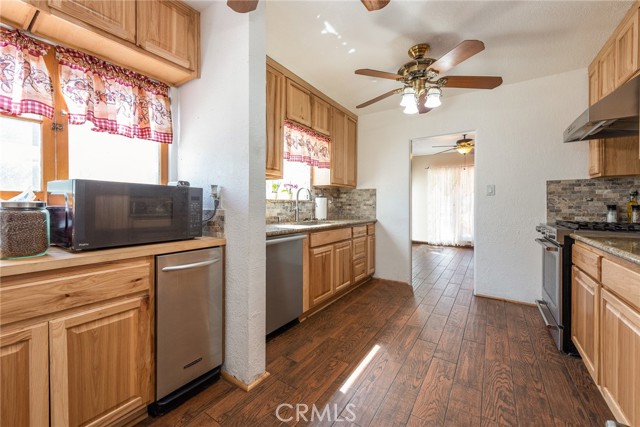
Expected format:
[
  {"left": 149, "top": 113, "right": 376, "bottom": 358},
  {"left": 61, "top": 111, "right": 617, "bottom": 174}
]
[{"left": 410, "top": 132, "right": 476, "bottom": 291}]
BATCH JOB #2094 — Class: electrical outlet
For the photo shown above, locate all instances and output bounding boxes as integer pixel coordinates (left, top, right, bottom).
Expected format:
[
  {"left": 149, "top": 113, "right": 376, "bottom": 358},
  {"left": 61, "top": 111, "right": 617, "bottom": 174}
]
[{"left": 486, "top": 184, "right": 496, "bottom": 196}]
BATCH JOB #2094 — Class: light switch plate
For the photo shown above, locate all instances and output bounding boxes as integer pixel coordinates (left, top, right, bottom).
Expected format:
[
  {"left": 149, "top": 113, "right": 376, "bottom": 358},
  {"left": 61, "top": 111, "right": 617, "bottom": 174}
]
[{"left": 486, "top": 184, "right": 496, "bottom": 196}]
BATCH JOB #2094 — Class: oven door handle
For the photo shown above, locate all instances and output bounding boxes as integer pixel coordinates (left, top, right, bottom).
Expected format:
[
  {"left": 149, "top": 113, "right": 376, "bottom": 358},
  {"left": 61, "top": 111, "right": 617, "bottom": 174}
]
[
  {"left": 535, "top": 238, "right": 559, "bottom": 252},
  {"left": 536, "top": 300, "right": 559, "bottom": 330}
]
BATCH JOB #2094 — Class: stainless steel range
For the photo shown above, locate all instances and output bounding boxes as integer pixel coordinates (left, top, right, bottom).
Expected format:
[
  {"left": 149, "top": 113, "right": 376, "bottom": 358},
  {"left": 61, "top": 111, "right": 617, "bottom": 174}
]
[{"left": 535, "top": 220, "right": 640, "bottom": 353}]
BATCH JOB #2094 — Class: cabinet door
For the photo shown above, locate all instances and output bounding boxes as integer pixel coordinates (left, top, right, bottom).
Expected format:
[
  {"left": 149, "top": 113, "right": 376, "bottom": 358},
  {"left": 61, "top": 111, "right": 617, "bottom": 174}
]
[
  {"left": 286, "top": 80, "right": 312, "bottom": 127},
  {"left": 0, "top": 0, "right": 38, "bottom": 30},
  {"left": 571, "top": 267, "right": 599, "bottom": 382},
  {"left": 600, "top": 289, "right": 640, "bottom": 427},
  {"left": 601, "top": 136, "right": 640, "bottom": 177},
  {"left": 334, "top": 241, "right": 352, "bottom": 292},
  {"left": 49, "top": 296, "right": 152, "bottom": 427},
  {"left": 615, "top": 11, "right": 638, "bottom": 87},
  {"left": 331, "top": 108, "right": 347, "bottom": 186},
  {"left": 0, "top": 323, "right": 48, "bottom": 427},
  {"left": 588, "top": 63, "right": 600, "bottom": 105},
  {"left": 367, "top": 235, "right": 375, "bottom": 276},
  {"left": 588, "top": 140, "right": 603, "bottom": 177},
  {"left": 352, "top": 236, "right": 366, "bottom": 259},
  {"left": 266, "top": 65, "right": 285, "bottom": 179},
  {"left": 346, "top": 116, "right": 357, "bottom": 187},
  {"left": 311, "top": 96, "right": 332, "bottom": 136},
  {"left": 137, "top": 0, "right": 199, "bottom": 71},
  {"left": 309, "top": 245, "right": 334, "bottom": 307},
  {"left": 48, "top": 0, "right": 135, "bottom": 42},
  {"left": 599, "top": 41, "right": 616, "bottom": 98}
]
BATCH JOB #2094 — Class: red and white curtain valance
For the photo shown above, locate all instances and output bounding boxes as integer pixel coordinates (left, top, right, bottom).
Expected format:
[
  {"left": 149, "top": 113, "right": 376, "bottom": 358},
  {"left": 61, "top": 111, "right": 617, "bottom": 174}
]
[
  {"left": 283, "top": 120, "right": 330, "bottom": 169},
  {"left": 56, "top": 46, "right": 173, "bottom": 143},
  {"left": 0, "top": 29, "right": 54, "bottom": 118}
]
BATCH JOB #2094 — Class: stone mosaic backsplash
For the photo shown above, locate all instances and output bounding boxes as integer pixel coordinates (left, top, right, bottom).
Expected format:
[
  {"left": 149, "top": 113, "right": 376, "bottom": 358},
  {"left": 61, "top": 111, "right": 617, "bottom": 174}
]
[
  {"left": 266, "top": 188, "right": 376, "bottom": 224},
  {"left": 547, "top": 177, "right": 640, "bottom": 223}
]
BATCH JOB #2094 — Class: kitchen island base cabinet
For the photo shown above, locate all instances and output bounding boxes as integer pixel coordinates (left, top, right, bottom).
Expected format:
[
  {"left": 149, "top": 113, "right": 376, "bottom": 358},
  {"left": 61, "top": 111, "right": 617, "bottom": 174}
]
[
  {"left": 0, "top": 323, "right": 49, "bottom": 427},
  {"left": 49, "top": 296, "right": 152, "bottom": 427},
  {"left": 600, "top": 289, "right": 640, "bottom": 427}
]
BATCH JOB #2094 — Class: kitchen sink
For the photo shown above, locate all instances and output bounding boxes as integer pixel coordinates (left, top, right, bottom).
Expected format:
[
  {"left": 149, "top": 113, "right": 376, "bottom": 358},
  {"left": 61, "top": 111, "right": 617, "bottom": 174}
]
[{"left": 274, "top": 220, "right": 337, "bottom": 229}]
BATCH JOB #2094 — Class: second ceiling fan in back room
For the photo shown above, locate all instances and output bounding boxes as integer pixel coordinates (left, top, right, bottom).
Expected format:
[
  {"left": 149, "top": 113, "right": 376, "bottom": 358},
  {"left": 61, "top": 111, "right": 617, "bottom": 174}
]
[
  {"left": 355, "top": 40, "right": 503, "bottom": 114},
  {"left": 226, "top": 0, "right": 390, "bottom": 13}
]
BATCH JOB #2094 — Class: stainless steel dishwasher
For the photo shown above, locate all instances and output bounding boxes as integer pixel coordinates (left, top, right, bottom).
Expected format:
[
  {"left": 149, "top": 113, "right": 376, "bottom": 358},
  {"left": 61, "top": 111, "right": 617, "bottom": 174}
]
[
  {"left": 149, "top": 247, "right": 223, "bottom": 416},
  {"left": 266, "top": 234, "right": 305, "bottom": 336}
]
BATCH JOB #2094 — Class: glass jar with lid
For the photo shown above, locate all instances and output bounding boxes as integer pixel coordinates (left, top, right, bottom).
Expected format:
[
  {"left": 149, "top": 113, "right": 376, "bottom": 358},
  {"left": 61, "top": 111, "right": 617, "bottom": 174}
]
[
  {"left": 606, "top": 204, "right": 618, "bottom": 223},
  {"left": 0, "top": 201, "right": 50, "bottom": 259}
]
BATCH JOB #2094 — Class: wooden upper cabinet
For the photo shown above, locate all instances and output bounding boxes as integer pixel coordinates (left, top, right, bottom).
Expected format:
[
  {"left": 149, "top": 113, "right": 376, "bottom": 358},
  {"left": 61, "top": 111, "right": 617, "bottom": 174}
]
[
  {"left": 615, "top": 9, "right": 639, "bottom": 87},
  {"left": 48, "top": 0, "right": 136, "bottom": 43},
  {"left": 588, "top": 63, "right": 600, "bottom": 105},
  {"left": 49, "top": 296, "right": 152, "bottom": 427},
  {"left": 137, "top": 0, "right": 199, "bottom": 71},
  {"left": 0, "top": 323, "right": 49, "bottom": 427},
  {"left": 346, "top": 116, "right": 357, "bottom": 187},
  {"left": 286, "top": 80, "right": 312, "bottom": 127},
  {"left": 266, "top": 65, "right": 285, "bottom": 179},
  {"left": 331, "top": 107, "right": 347, "bottom": 186},
  {"left": 590, "top": 136, "right": 640, "bottom": 178},
  {"left": 0, "top": 0, "right": 38, "bottom": 30},
  {"left": 311, "top": 96, "right": 332, "bottom": 136},
  {"left": 599, "top": 41, "right": 617, "bottom": 98}
]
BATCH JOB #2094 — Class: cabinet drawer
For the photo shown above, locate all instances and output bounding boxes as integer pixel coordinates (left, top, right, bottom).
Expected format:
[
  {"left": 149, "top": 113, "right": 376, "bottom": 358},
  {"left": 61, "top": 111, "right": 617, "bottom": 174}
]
[
  {"left": 353, "top": 237, "right": 366, "bottom": 259},
  {"left": 352, "top": 225, "right": 367, "bottom": 238},
  {"left": 367, "top": 224, "right": 375, "bottom": 235},
  {"left": 0, "top": 257, "right": 152, "bottom": 326},
  {"left": 310, "top": 227, "right": 352, "bottom": 247},
  {"left": 353, "top": 258, "right": 367, "bottom": 283},
  {"left": 573, "top": 243, "right": 602, "bottom": 281},
  {"left": 602, "top": 258, "right": 640, "bottom": 311}
]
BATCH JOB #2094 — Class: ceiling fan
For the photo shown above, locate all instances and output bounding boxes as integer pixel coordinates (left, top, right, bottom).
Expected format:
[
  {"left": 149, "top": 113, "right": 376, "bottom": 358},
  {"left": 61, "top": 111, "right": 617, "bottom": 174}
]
[
  {"left": 355, "top": 40, "right": 503, "bottom": 114},
  {"left": 226, "top": 0, "right": 390, "bottom": 13},
  {"left": 433, "top": 134, "right": 475, "bottom": 155}
]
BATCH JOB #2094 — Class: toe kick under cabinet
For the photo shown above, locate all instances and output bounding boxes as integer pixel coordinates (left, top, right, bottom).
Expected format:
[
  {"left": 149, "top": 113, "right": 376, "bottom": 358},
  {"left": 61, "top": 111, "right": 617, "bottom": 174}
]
[{"left": 0, "top": 238, "right": 225, "bottom": 427}]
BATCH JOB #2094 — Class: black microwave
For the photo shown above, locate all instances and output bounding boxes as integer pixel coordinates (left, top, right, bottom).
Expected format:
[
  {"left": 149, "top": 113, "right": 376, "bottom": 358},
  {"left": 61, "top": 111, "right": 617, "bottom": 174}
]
[{"left": 47, "top": 179, "right": 203, "bottom": 251}]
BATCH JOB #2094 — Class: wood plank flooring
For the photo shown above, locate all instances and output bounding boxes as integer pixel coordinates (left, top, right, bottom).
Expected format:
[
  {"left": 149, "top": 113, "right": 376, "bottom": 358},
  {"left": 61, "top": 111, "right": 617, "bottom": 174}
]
[{"left": 138, "top": 244, "right": 613, "bottom": 427}]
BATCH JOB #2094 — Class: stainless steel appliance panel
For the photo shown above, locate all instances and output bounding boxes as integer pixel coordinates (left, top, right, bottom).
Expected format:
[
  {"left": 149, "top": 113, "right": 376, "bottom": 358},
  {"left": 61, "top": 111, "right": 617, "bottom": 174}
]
[
  {"left": 156, "top": 247, "right": 223, "bottom": 400},
  {"left": 266, "top": 234, "right": 304, "bottom": 335}
]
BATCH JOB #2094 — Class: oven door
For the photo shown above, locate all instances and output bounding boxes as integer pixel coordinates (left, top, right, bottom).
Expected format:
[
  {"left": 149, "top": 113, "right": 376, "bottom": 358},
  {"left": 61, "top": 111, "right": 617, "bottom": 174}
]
[{"left": 535, "top": 237, "right": 563, "bottom": 348}]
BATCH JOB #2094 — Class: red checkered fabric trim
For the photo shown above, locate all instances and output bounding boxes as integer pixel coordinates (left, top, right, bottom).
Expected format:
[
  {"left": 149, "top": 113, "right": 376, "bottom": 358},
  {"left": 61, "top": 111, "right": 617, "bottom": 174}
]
[{"left": 68, "top": 113, "right": 173, "bottom": 144}]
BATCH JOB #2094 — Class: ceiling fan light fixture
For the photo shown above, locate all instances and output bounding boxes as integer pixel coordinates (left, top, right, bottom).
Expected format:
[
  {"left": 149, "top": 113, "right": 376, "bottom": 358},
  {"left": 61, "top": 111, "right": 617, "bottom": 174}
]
[
  {"left": 425, "top": 87, "right": 442, "bottom": 108},
  {"left": 403, "top": 101, "right": 419, "bottom": 115},
  {"left": 399, "top": 87, "right": 416, "bottom": 107},
  {"left": 456, "top": 146, "right": 472, "bottom": 155}
]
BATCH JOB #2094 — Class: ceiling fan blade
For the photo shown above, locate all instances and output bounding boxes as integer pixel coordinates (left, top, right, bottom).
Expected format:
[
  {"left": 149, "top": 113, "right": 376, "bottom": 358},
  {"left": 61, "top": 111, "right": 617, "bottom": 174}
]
[
  {"left": 356, "top": 88, "right": 402, "bottom": 109},
  {"left": 432, "top": 145, "right": 456, "bottom": 148},
  {"left": 429, "top": 40, "right": 485, "bottom": 74},
  {"left": 360, "top": 0, "right": 391, "bottom": 11},
  {"left": 444, "top": 76, "right": 503, "bottom": 89},
  {"left": 227, "top": 0, "right": 258, "bottom": 13},
  {"left": 434, "top": 147, "right": 456, "bottom": 155},
  {"left": 355, "top": 69, "right": 402, "bottom": 80}
]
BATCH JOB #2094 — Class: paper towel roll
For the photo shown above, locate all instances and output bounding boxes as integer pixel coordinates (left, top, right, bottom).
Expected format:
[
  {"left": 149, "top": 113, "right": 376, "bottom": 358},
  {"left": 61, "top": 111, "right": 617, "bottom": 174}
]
[{"left": 315, "top": 197, "right": 328, "bottom": 220}]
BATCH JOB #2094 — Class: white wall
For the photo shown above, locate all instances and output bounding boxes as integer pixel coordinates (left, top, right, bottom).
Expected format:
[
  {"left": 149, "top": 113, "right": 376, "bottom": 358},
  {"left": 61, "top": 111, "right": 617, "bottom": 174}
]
[
  {"left": 359, "top": 69, "right": 589, "bottom": 303},
  {"left": 411, "top": 153, "right": 474, "bottom": 242},
  {"left": 177, "top": 2, "right": 266, "bottom": 384}
]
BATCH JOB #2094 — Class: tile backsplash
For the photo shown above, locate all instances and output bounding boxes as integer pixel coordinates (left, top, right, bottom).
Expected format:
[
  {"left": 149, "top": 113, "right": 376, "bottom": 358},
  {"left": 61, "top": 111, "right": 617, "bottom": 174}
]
[
  {"left": 266, "top": 188, "right": 376, "bottom": 223},
  {"left": 547, "top": 177, "right": 640, "bottom": 223}
]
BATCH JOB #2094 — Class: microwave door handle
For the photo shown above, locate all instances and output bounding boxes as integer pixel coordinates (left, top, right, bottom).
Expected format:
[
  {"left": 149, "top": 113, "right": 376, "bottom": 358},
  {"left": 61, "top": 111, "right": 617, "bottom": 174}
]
[{"left": 161, "top": 258, "right": 221, "bottom": 272}]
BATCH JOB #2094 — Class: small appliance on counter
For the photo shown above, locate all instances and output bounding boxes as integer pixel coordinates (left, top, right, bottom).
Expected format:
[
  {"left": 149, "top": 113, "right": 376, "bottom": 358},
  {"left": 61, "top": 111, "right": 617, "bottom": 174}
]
[
  {"left": 315, "top": 197, "right": 328, "bottom": 220},
  {"left": 47, "top": 179, "right": 203, "bottom": 251}
]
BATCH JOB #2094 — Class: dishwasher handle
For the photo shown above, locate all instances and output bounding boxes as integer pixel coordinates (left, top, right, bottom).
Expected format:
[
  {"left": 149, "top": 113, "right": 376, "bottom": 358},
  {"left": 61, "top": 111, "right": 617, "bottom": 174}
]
[
  {"left": 161, "top": 258, "right": 221, "bottom": 272},
  {"left": 266, "top": 234, "right": 306, "bottom": 246}
]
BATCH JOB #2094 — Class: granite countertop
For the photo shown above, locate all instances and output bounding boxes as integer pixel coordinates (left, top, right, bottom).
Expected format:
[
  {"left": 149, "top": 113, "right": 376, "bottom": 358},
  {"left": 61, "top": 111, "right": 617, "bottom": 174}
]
[
  {"left": 266, "top": 218, "right": 376, "bottom": 237},
  {"left": 571, "top": 233, "right": 640, "bottom": 265}
]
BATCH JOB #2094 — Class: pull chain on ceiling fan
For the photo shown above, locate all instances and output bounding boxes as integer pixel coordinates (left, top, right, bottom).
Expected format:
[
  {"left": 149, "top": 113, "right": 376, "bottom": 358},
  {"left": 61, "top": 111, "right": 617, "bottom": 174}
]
[{"left": 355, "top": 41, "right": 503, "bottom": 114}]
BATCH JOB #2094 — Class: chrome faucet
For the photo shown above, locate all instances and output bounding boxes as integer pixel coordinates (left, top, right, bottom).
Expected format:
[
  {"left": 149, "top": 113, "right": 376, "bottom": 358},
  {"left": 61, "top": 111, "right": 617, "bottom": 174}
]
[{"left": 294, "top": 187, "right": 312, "bottom": 222}]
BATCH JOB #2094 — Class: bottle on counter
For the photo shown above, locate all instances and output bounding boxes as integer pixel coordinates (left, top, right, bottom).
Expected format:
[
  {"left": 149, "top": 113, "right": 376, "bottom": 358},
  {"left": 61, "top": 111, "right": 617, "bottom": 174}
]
[
  {"left": 606, "top": 204, "right": 618, "bottom": 223},
  {"left": 633, "top": 205, "right": 640, "bottom": 223},
  {"left": 627, "top": 191, "right": 639, "bottom": 222}
]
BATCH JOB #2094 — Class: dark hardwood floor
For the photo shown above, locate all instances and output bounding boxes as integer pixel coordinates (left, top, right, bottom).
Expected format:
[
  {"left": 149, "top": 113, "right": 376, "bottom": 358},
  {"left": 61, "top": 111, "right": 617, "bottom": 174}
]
[{"left": 138, "top": 244, "right": 613, "bottom": 427}]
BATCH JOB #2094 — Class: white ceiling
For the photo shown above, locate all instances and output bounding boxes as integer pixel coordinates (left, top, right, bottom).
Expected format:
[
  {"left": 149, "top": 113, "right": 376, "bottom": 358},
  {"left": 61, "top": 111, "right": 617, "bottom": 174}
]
[
  {"left": 266, "top": 0, "right": 633, "bottom": 115},
  {"left": 412, "top": 131, "right": 475, "bottom": 156}
]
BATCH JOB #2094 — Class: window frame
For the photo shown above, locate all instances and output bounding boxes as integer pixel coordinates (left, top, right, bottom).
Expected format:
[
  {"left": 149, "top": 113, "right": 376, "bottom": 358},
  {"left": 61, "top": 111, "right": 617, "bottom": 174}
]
[{"left": 0, "top": 42, "right": 169, "bottom": 202}]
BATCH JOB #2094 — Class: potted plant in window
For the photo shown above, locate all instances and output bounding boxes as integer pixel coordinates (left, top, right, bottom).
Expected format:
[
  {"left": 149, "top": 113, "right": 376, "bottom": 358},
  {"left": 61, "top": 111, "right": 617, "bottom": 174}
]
[
  {"left": 281, "top": 183, "right": 298, "bottom": 200},
  {"left": 271, "top": 182, "right": 280, "bottom": 199}
]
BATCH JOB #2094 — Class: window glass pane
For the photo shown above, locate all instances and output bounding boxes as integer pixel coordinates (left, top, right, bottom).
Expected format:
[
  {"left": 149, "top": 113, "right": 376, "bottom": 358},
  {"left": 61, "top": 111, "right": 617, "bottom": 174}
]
[
  {"left": 0, "top": 116, "right": 42, "bottom": 191},
  {"left": 68, "top": 122, "right": 160, "bottom": 184},
  {"left": 266, "top": 160, "right": 311, "bottom": 200}
]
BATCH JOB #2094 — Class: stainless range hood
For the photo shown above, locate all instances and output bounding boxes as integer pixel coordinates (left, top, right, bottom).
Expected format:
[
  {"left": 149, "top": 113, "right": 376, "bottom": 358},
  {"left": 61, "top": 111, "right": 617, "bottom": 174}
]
[{"left": 564, "top": 74, "right": 639, "bottom": 142}]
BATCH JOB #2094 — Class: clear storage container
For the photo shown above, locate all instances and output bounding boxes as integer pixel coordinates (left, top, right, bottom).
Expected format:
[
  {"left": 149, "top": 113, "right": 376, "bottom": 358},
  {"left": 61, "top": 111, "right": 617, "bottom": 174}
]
[{"left": 0, "top": 201, "right": 50, "bottom": 259}]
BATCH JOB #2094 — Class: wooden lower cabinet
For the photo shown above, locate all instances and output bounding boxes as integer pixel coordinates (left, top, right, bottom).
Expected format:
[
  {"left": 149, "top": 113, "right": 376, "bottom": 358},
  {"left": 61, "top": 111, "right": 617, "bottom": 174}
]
[
  {"left": 49, "top": 296, "right": 152, "bottom": 427},
  {"left": 0, "top": 322, "right": 49, "bottom": 427},
  {"left": 600, "top": 289, "right": 640, "bottom": 427},
  {"left": 334, "top": 241, "right": 352, "bottom": 292},
  {"left": 367, "top": 235, "right": 375, "bottom": 276},
  {"left": 309, "top": 245, "right": 334, "bottom": 307},
  {"left": 571, "top": 266, "right": 599, "bottom": 381}
]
